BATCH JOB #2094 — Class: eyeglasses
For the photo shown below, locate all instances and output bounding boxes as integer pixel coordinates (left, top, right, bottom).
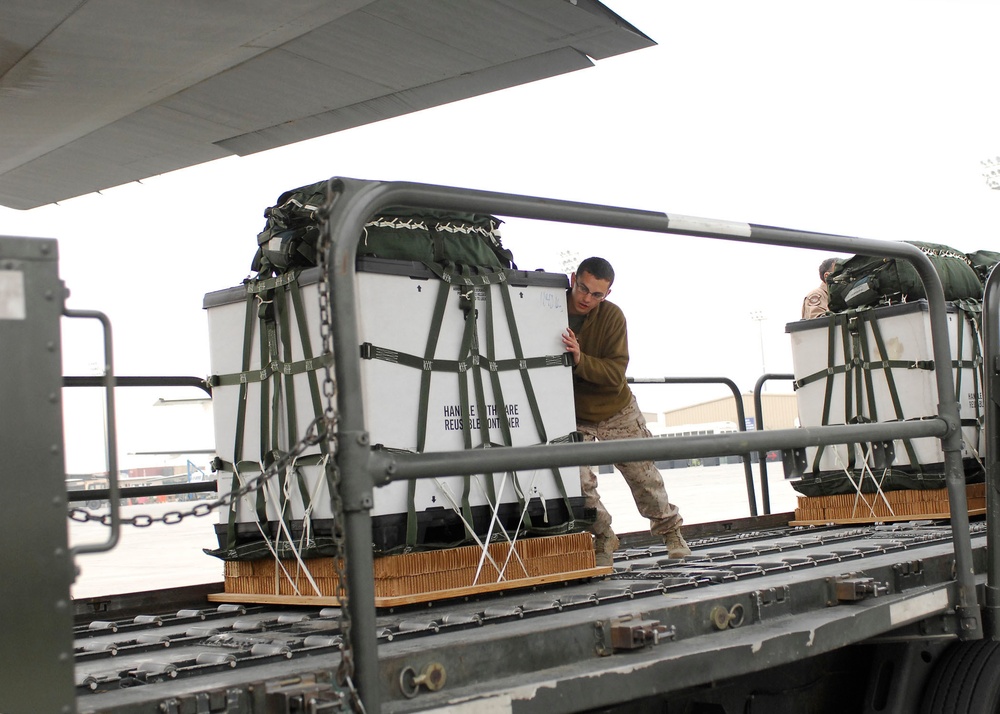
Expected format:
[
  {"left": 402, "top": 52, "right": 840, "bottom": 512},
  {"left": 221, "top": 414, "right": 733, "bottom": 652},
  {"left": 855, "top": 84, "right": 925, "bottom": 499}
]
[{"left": 573, "top": 276, "right": 607, "bottom": 301}]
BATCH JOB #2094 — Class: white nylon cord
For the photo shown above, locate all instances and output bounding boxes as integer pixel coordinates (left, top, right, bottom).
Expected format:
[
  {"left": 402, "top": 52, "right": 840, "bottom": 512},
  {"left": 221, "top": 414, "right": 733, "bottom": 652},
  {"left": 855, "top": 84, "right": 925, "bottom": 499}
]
[{"left": 432, "top": 479, "right": 504, "bottom": 578}]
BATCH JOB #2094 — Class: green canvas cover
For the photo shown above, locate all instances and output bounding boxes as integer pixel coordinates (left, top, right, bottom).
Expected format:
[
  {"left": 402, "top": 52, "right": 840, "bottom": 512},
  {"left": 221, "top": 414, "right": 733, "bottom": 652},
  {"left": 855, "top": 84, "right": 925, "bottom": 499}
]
[
  {"left": 966, "top": 249, "right": 1000, "bottom": 285},
  {"left": 827, "top": 241, "right": 983, "bottom": 312},
  {"left": 252, "top": 180, "right": 513, "bottom": 276},
  {"left": 791, "top": 464, "right": 984, "bottom": 498}
]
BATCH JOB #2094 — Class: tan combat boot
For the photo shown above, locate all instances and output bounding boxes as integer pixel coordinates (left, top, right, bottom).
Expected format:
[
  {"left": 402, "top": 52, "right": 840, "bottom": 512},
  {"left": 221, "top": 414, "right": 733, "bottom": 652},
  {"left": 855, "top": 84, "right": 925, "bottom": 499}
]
[
  {"left": 593, "top": 531, "right": 620, "bottom": 568},
  {"left": 663, "top": 529, "right": 691, "bottom": 559}
]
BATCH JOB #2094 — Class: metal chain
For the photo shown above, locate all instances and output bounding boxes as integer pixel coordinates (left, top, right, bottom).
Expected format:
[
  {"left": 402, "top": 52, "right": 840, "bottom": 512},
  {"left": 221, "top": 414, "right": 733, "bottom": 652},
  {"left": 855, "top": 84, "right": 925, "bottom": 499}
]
[
  {"left": 316, "top": 183, "right": 365, "bottom": 714},
  {"left": 68, "top": 180, "right": 364, "bottom": 713},
  {"left": 66, "top": 418, "right": 326, "bottom": 527}
]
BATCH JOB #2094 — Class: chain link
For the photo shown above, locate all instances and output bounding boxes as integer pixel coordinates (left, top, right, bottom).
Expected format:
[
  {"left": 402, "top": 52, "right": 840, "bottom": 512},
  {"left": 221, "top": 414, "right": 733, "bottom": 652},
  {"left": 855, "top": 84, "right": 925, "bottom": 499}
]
[
  {"left": 316, "top": 183, "right": 365, "bottom": 713},
  {"left": 67, "top": 417, "right": 327, "bottom": 528},
  {"left": 67, "top": 181, "right": 364, "bottom": 712}
]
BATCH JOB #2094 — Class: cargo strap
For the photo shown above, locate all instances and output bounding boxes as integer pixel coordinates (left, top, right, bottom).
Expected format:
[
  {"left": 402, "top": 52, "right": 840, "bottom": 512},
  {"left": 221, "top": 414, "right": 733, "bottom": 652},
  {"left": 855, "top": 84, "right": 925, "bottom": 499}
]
[
  {"left": 217, "top": 271, "right": 333, "bottom": 553},
  {"left": 809, "top": 314, "right": 847, "bottom": 473},
  {"left": 421, "top": 261, "right": 512, "bottom": 287},
  {"left": 456, "top": 286, "right": 489, "bottom": 535},
  {"left": 375, "top": 278, "right": 575, "bottom": 550},
  {"left": 804, "top": 304, "right": 985, "bottom": 477},
  {"left": 405, "top": 279, "right": 452, "bottom": 549},
  {"left": 286, "top": 276, "right": 336, "bottom": 513},
  {"left": 209, "top": 352, "right": 335, "bottom": 387},
  {"left": 224, "top": 290, "right": 258, "bottom": 552},
  {"left": 795, "top": 359, "right": 934, "bottom": 389},
  {"left": 496, "top": 282, "right": 576, "bottom": 533},
  {"left": 478, "top": 286, "right": 531, "bottom": 536},
  {"left": 213, "top": 453, "right": 326, "bottom": 476},
  {"left": 859, "top": 309, "right": 922, "bottom": 472},
  {"left": 953, "top": 301, "right": 986, "bottom": 461},
  {"left": 359, "top": 344, "right": 568, "bottom": 374},
  {"left": 809, "top": 310, "right": 921, "bottom": 474}
]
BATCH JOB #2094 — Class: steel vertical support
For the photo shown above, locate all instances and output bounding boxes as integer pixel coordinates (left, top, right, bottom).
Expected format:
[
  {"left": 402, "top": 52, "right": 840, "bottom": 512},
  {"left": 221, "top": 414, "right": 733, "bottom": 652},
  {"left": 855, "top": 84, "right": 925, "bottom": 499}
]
[
  {"left": 64, "top": 309, "right": 121, "bottom": 556},
  {"left": 320, "top": 180, "right": 382, "bottom": 710},
  {"left": 983, "top": 266, "right": 1000, "bottom": 639},
  {"left": 901, "top": 251, "right": 982, "bottom": 639},
  {"left": 628, "top": 376, "right": 758, "bottom": 516},
  {"left": 753, "top": 373, "right": 796, "bottom": 515},
  {"left": 0, "top": 236, "right": 77, "bottom": 714}
]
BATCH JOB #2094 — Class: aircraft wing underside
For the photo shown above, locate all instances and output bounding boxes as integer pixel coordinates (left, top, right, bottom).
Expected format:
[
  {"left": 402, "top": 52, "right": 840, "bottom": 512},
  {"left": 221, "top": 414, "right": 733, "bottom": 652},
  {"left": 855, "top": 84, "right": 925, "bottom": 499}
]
[{"left": 0, "top": 0, "right": 652, "bottom": 209}]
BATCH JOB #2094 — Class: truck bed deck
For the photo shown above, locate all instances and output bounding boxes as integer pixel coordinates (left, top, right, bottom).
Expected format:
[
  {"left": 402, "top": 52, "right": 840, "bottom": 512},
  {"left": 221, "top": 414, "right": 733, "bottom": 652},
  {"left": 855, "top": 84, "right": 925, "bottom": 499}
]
[{"left": 72, "top": 516, "right": 982, "bottom": 713}]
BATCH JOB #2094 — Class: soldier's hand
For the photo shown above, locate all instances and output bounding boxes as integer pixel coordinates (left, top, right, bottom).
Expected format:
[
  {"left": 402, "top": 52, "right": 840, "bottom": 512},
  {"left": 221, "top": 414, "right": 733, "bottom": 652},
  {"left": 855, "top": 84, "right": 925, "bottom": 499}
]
[{"left": 562, "top": 328, "right": 581, "bottom": 366}]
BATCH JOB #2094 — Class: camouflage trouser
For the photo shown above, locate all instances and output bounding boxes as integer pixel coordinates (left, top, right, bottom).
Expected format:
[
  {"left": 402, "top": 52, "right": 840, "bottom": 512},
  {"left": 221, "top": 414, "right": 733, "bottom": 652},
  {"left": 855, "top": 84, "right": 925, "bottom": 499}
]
[{"left": 578, "top": 396, "right": 682, "bottom": 551}]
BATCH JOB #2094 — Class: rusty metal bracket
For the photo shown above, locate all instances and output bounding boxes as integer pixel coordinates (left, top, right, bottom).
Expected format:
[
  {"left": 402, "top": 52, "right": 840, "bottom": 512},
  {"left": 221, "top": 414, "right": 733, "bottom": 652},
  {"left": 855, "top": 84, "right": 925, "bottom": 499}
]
[
  {"left": 264, "top": 675, "right": 344, "bottom": 713},
  {"left": 608, "top": 616, "right": 676, "bottom": 650},
  {"left": 833, "top": 575, "right": 889, "bottom": 602},
  {"left": 892, "top": 560, "right": 926, "bottom": 593},
  {"left": 751, "top": 586, "right": 792, "bottom": 621},
  {"left": 157, "top": 689, "right": 246, "bottom": 714}
]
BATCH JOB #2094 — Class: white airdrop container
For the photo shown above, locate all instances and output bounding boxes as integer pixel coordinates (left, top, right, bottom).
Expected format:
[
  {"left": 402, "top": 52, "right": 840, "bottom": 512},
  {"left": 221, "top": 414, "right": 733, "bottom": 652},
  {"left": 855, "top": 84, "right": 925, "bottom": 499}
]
[
  {"left": 785, "top": 300, "right": 983, "bottom": 495},
  {"left": 204, "top": 257, "right": 586, "bottom": 556}
]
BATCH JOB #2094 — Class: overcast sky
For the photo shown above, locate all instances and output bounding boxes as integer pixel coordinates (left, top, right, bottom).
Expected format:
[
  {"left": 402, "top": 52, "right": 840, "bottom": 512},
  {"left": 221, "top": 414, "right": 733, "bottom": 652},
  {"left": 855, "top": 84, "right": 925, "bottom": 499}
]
[{"left": 2, "top": 0, "right": 998, "bottom": 470}]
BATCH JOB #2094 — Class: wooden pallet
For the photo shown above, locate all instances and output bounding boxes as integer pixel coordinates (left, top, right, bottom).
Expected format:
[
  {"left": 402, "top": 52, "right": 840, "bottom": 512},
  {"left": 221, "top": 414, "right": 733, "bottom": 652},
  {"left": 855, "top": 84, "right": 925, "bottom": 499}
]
[
  {"left": 790, "top": 482, "right": 986, "bottom": 526},
  {"left": 207, "top": 531, "right": 608, "bottom": 608}
]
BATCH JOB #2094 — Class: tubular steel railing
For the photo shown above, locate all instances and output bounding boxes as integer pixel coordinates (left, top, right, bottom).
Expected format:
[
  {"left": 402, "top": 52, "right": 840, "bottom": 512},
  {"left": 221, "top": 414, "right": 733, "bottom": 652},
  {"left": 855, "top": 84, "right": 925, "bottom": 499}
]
[
  {"left": 627, "top": 376, "right": 759, "bottom": 517},
  {"left": 63, "top": 375, "right": 212, "bottom": 395},
  {"left": 67, "top": 481, "right": 219, "bottom": 503},
  {"left": 63, "top": 309, "right": 122, "bottom": 556},
  {"left": 752, "top": 373, "right": 796, "bottom": 515},
  {"left": 62, "top": 375, "right": 213, "bottom": 503},
  {"left": 317, "top": 177, "right": 984, "bottom": 710},
  {"left": 983, "top": 266, "right": 1000, "bottom": 639}
]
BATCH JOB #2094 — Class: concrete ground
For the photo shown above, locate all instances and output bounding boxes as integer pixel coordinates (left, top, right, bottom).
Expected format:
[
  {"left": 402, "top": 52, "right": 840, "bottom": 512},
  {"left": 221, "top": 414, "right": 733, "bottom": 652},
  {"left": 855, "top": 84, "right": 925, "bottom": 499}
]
[{"left": 69, "top": 461, "right": 800, "bottom": 599}]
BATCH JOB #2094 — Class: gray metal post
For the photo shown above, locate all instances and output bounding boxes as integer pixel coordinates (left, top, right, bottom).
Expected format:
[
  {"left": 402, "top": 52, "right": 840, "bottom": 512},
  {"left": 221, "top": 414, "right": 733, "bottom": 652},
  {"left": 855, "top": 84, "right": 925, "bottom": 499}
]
[
  {"left": 753, "top": 373, "right": 796, "bottom": 515},
  {"left": 983, "top": 266, "right": 1000, "bottom": 639},
  {"left": 323, "top": 180, "right": 383, "bottom": 710},
  {"left": 0, "top": 237, "right": 77, "bottom": 714},
  {"left": 629, "top": 376, "right": 758, "bottom": 516},
  {"left": 64, "top": 309, "right": 120, "bottom": 556}
]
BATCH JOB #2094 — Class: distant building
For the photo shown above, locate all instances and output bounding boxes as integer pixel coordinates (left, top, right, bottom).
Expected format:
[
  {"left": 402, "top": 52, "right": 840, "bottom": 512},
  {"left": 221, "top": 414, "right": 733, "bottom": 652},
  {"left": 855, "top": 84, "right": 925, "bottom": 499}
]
[
  {"left": 596, "top": 393, "right": 799, "bottom": 473},
  {"left": 647, "top": 392, "right": 799, "bottom": 432}
]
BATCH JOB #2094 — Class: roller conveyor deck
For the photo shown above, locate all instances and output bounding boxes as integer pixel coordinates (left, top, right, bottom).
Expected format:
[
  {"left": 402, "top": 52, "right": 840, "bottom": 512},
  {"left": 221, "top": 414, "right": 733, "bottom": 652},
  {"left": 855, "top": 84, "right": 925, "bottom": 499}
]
[{"left": 72, "top": 519, "right": 986, "bottom": 713}]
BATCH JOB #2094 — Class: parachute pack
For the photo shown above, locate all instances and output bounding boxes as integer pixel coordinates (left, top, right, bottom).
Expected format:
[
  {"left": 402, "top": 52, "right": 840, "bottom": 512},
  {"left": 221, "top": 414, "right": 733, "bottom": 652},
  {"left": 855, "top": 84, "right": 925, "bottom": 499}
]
[
  {"left": 827, "top": 242, "right": 986, "bottom": 312},
  {"left": 251, "top": 179, "right": 514, "bottom": 277}
]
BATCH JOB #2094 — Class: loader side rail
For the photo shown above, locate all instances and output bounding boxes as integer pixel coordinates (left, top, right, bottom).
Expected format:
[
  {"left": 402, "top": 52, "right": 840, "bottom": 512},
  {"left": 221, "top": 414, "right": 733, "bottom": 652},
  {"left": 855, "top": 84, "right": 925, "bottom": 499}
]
[
  {"left": 627, "top": 375, "right": 759, "bottom": 516},
  {"left": 753, "top": 372, "right": 796, "bottom": 515},
  {"left": 319, "top": 177, "right": 983, "bottom": 709},
  {"left": 983, "top": 265, "right": 1000, "bottom": 638}
]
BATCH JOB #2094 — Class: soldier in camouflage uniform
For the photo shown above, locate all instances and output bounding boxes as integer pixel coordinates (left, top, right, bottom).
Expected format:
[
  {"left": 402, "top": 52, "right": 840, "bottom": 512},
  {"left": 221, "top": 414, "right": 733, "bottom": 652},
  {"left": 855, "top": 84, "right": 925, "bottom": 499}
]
[
  {"left": 561, "top": 257, "right": 689, "bottom": 567},
  {"left": 802, "top": 257, "right": 839, "bottom": 319}
]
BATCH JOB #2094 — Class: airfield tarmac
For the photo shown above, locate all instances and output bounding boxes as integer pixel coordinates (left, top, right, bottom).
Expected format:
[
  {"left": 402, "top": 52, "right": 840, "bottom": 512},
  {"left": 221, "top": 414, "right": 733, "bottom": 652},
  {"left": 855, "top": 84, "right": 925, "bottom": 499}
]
[{"left": 68, "top": 461, "right": 800, "bottom": 599}]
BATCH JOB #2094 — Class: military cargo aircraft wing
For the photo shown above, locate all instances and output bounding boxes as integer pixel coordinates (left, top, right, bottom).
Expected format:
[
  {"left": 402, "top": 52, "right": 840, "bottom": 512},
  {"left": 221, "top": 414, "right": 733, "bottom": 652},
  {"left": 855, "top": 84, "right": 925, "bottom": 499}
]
[{"left": 0, "top": 0, "right": 652, "bottom": 209}]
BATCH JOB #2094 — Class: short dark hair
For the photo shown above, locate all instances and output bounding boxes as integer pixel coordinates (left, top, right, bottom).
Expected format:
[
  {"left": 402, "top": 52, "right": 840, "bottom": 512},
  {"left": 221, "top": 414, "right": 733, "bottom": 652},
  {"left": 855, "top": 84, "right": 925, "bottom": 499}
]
[
  {"left": 577, "top": 256, "right": 615, "bottom": 285},
  {"left": 819, "top": 257, "right": 838, "bottom": 279}
]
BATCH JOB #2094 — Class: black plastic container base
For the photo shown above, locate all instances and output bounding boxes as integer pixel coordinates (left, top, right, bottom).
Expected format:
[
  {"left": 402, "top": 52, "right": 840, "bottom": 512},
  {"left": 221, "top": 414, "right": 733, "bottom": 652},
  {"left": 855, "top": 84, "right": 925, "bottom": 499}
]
[{"left": 213, "top": 496, "right": 592, "bottom": 557}]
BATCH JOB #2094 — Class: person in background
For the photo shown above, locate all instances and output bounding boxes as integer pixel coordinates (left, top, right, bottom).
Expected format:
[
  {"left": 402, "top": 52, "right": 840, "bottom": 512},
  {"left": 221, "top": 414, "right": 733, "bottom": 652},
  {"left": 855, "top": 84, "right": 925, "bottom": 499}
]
[
  {"left": 802, "top": 257, "right": 839, "bottom": 318},
  {"left": 561, "top": 257, "right": 690, "bottom": 567}
]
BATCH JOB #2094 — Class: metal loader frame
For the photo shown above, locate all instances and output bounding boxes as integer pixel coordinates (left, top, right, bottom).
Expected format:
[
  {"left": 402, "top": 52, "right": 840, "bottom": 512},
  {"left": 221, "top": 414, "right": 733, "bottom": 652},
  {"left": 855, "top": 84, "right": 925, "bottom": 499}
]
[
  {"left": 2, "top": 180, "right": 988, "bottom": 713},
  {"left": 318, "top": 177, "right": 985, "bottom": 710}
]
